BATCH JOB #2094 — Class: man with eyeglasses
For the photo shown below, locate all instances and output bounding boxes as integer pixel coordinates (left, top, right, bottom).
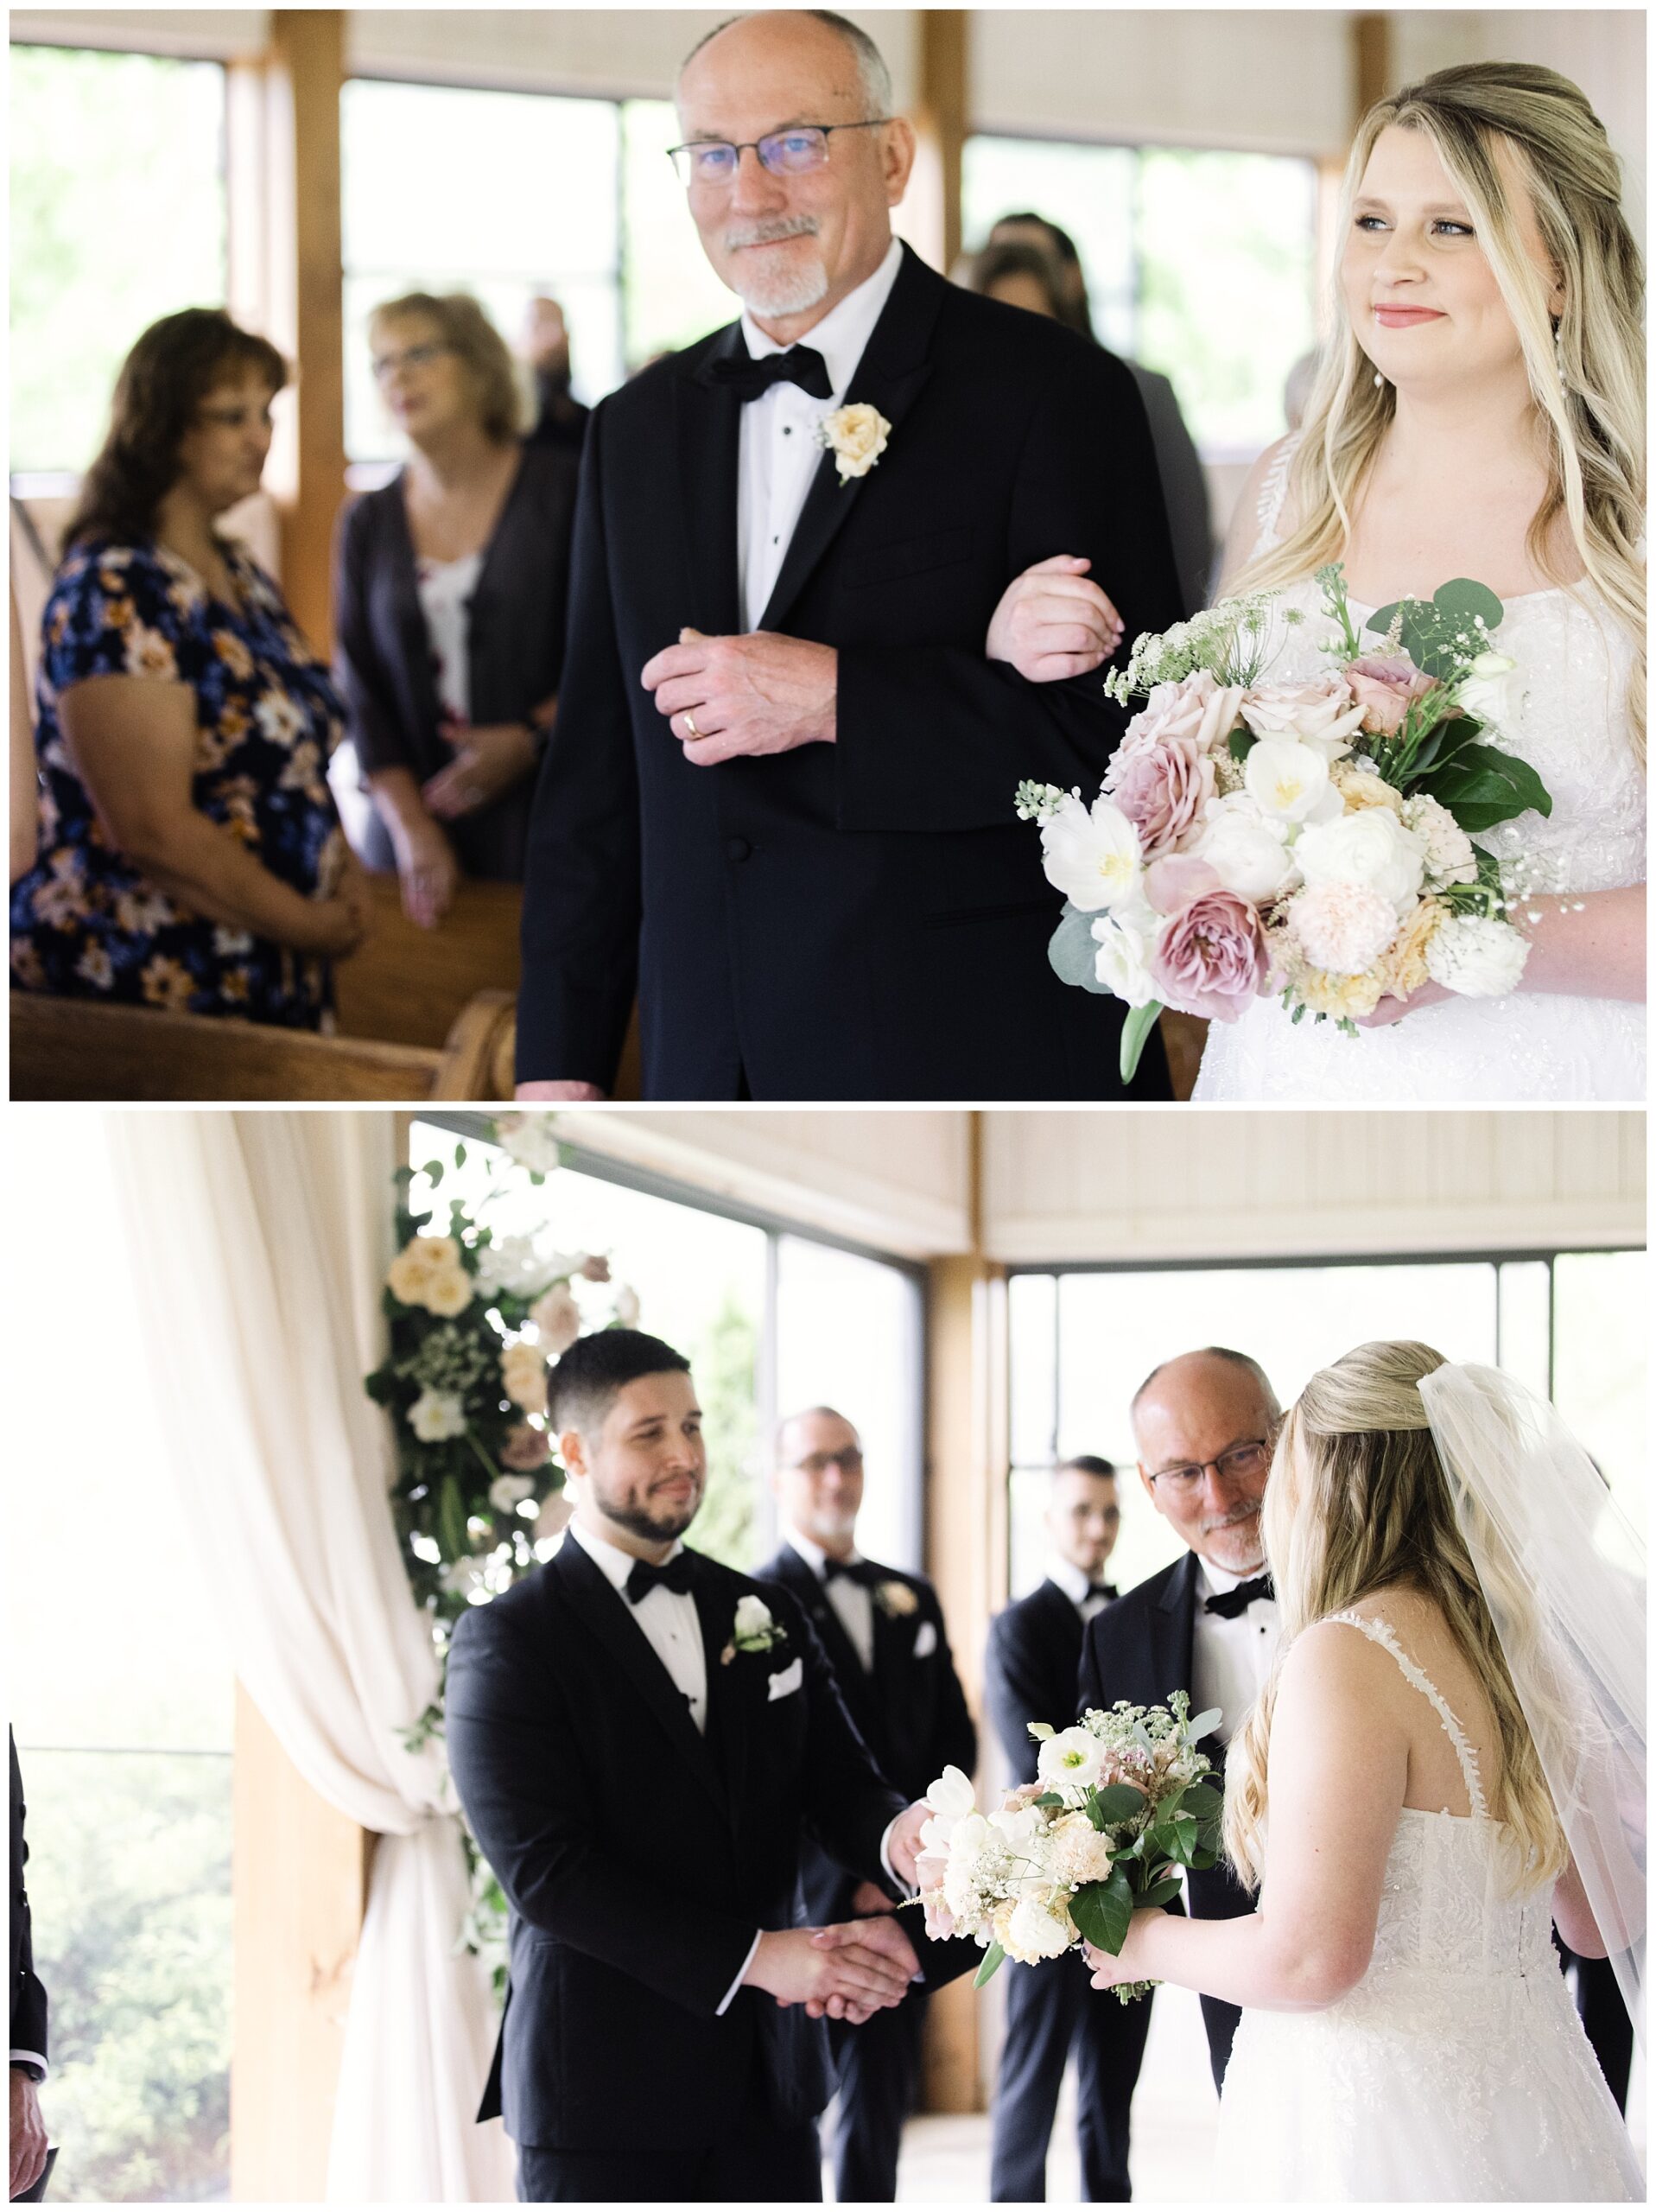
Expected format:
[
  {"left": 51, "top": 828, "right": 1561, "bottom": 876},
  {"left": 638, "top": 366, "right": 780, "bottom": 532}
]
[
  {"left": 513, "top": 7, "right": 1181, "bottom": 1105},
  {"left": 758, "top": 1407, "right": 976, "bottom": 2201},
  {"left": 1077, "top": 1349, "right": 1282, "bottom": 2095}
]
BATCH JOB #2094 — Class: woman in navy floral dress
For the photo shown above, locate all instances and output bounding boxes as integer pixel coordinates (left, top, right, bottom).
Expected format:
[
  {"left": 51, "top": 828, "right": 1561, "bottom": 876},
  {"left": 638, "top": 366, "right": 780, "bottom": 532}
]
[{"left": 10, "top": 309, "right": 369, "bottom": 1027}]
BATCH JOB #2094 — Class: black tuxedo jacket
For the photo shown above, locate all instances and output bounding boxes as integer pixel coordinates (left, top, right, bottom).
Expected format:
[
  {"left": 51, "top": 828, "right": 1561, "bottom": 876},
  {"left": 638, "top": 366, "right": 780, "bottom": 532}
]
[
  {"left": 446, "top": 1537, "right": 955, "bottom": 2152},
  {"left": 10, "top": 1730, "right": 48, "bottom": 2066},
  {"left": 985, "top": 1576, "right": 1107, "bottom": 1787},
  {"left": 756, "top": 1547, "right": 976, "bottom": 1928},
  {"left": 515, "top": 243, "right": 1182, "bottom": 1101}
]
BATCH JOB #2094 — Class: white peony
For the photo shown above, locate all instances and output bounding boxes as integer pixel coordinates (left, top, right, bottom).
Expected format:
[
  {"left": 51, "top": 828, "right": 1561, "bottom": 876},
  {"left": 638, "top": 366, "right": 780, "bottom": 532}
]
[
  {"left": 1456, "top": 650, "right": 1521, "bottom": 731},
  {"left": 1039, "top": 791, "right": 1145, "bottom": 912},
  {"left": 1243, "top": 738, "right": 1342, "bottom": 825},
  {"left": 1090, "top": 899, "right": 1160, "bottom": 1006},
  {"left": 1006, "top": 1893, "right": 1075, "bottom": 1964},
  {"left": 1401, "top": 794, "right": 1479, "bottom": 889},
  {"left": 1037, "top": 1726, "right": 1104, "bottom": 1791},
  {"left": 1194, "top": 793, "right": 1298, "bottom": 902},
  {"left": 1294, "top": 806, "right": 1426, "bottom": 909},
  {"left": 489, "top": 1474, "right": 536, "bottom": 1513},
  {"left": 409, "top": 1389, "right": 467, "bottom": 1442},
  {"left": 1424, "top": 914, "right": 1531, "bottom": 997}
]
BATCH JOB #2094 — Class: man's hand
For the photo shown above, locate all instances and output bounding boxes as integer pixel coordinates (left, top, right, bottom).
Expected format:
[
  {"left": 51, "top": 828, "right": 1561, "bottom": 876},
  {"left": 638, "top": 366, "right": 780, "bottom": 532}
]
[
  {"left": 987, "top": 554, "right": 1124, "bottom": 683},
  {"left": 514, "top": 1081, "right": 606, "bottom": 1102},
  {"left": 1355, "top": 977, "right": 1456, "bottom": 1028},
  {"left": 641, "top": 628, "right": 837, "bottom": 766},
  {"left": 422, "top": 720, "right": 540, "bottom": 821},
  {"left": 850, "top": 1878, "right": 896, "bottom": 1917},
  {"left": 885, "top": 1799, "right": 932, "bottom": 1889},
  {"left": 10, "top": 2068, "right": 48, "bottom": 2199},
  {"left": 743, "top": 1923, "right": 917, "bottom": 2022}
]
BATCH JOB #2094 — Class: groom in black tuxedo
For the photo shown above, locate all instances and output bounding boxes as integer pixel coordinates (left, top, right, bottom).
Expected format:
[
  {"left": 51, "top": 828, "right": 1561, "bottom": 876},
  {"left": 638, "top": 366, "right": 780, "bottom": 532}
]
[
  {"left": 984, "top": 1457, "right": 1151, "bottom": 2202},
  {"left": 757, "top": 1406, "right": 976, "bottom": 2202},
  {"left": 514, "top": 8, "right": 1181, "bottom": 1103},
  {"left": 446, "top": 1331, "right": 962, "bottom": 2202},
  {"left": 1076, "top": 1351, "right": 1282, "bottom": 2092}
]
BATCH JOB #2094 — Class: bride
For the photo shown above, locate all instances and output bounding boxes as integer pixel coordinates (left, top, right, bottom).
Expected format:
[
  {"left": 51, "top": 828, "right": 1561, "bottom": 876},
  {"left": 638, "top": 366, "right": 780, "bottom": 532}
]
[
  {"left": 1082, "top": 1340, "right": 1644, "bottom": 2202},
  {"left": 989, "top": 63, "right": 1645, "bottom": 1102}
]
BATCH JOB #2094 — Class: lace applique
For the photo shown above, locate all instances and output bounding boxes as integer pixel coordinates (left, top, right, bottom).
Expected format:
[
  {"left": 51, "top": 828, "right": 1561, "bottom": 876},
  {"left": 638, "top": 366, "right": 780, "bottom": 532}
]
[
  {"left": 1252, "top": 434, "right": 1302, "bottom": 557},
  {"left": 1324, "top": 1610, "right": 1488, "bottom": 1818}
]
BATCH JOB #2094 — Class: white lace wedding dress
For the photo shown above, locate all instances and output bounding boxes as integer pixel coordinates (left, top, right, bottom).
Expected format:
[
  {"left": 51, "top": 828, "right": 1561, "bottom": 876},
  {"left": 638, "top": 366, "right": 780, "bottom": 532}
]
[
  {"left": 1194, "top": 450, "right": 1646, "bottom": 1103},
  {"left": 1213, "top": 1612, "right": 1643, "bottom": 2202}
]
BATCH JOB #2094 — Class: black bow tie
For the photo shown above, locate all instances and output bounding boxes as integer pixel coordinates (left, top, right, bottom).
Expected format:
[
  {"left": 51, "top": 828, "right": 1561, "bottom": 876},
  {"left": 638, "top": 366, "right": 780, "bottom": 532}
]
[
  {"left": 822, "top": 1556, "right": 877, "bottom": 1589},
  {"left": 707, "top": 344, "right": 834, "bottom": 402},
  {"left": 1088, "top": 1582, "right": 1119, "bottom": 1604},
  {"left": 626, "top": 1553, "right": 696, "bottom": 1605},
  {"left": 1204, "top": 1573, "right": 1274, "bottom": 1620}
]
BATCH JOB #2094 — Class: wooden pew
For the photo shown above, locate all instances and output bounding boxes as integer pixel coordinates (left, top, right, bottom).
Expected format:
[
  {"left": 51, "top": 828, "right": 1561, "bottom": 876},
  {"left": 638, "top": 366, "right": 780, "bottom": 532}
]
[
  {"left": 332, "top": 874, "right": 521, "bottom": 1050},
  {"left": 10, "top": 988, "right": 517, "bottom": 1103}
]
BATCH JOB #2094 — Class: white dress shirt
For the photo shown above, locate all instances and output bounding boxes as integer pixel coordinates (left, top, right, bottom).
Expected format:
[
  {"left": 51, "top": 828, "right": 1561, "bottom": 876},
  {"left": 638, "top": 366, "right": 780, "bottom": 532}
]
[
  {"left": 1190, "top": 1557, "right": 1280, "bottom": 1746},
  {"left": 1048, "top": 1554, "right": 1114, "bottom": 1628},
  {"left": 785, "top": 1525, "right": 874, "bottom": 1671},
  {"left": 737, "top": 236, "right": 904, "bottom": 631}
]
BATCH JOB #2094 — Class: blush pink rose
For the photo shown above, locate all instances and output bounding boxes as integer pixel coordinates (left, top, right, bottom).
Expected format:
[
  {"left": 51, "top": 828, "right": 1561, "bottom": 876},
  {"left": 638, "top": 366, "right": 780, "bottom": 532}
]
[
  {"left": 1149, "top": 881, "right": 1270, "bottom": 1022},
  {"left": 1109, "top": 737, "right": 1215, "bottom": 859},
  {"left": 1344, "top": 654, "right": 1440, "bottom": 737},
  {"left": 1145, "top": 855, "right": 1221, "bottom": 915},
  {"left": 1112, "top": 670, "right": 1248, "bottom": 769},
  {"left": 501, "top": 1423, "right": 550, "bottom": 1472},
  {"left": 1239, "top": 676, "right": 1367, "bottom": 753}
]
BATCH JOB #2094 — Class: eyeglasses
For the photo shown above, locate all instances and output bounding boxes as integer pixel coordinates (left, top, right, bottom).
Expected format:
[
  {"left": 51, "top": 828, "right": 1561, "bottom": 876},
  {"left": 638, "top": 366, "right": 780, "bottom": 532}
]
[
  {"left": 371, "top": 340, "right": 452, "bottom": 383},
  {"left": 1148, "top": 1440, "right": 1272, "bottom": 1497},
  {"left": 196, "top": 402, "right": 274, "bottom": 430},
  {"left": 789, "top": 1449, "right": 865, "bottom": 1477},
  {"left": 667, "top": 119, "right": 891, "bottom": 189}
]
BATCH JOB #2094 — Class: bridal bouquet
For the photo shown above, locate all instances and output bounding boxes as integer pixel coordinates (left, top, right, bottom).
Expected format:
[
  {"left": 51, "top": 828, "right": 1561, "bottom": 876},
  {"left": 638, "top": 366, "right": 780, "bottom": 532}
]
[
  {"left": 917, "top": 1692, "right": 1221, "bottom": 2002},
  {"left": 1017, "top": 567, "right": 1553, "bottom": 1079}
]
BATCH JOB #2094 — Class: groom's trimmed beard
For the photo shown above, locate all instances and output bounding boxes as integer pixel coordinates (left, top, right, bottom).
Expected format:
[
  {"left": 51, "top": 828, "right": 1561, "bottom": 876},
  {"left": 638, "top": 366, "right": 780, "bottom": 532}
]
[
  {"left": 724, "top": 216, "right": 831, "bottom": 317},
  {"left": 590, "top": 1468, "right": 706, "bottom": 1544}
]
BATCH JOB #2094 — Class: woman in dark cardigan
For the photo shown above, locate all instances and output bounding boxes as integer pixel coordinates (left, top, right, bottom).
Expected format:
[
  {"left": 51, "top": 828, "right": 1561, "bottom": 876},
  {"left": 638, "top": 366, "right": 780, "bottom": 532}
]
[{"left": 333, "top": 291, "right": 578, "bottom": 925}]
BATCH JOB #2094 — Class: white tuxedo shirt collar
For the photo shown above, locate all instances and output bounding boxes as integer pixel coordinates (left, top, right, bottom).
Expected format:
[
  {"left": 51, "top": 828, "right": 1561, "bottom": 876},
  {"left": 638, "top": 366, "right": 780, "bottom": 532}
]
[
  {"left": 1048, "top": 1555, "right": 1100, "bottom": 1609},
  {"left": 784, "top": 1524, "right": 862, "bottom": 1580},
  {"left": 740, "top": 235, "right": 904, "bottom": 399},
  {"left": 566, "top": 1517, "right": 685, "bottom": 1592}
]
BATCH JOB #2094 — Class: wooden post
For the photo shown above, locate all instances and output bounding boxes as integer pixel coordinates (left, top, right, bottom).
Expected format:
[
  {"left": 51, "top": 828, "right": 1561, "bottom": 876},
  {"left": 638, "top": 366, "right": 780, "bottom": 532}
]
[
  {"left": 231, "top": 1685, "right": 370, "bottom": 2201},
  {"left": 226, "top": 11, "right": 346, "bottom": 650},
  {"left": 920, "top": 1113, "right": 1008, "bottom": 2113},
  {"left": 902, "top": 8, "right": 967, "bottom": 274},
  {"left": 1354, "top": 12, "right": 1394, "bottom": 118}
]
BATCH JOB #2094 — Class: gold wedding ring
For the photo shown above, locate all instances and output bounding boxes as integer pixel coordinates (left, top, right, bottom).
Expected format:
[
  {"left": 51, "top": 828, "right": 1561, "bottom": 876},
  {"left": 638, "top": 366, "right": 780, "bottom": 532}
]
[{"left": 683, "top": 713, "right": 701, "bottom": 740}]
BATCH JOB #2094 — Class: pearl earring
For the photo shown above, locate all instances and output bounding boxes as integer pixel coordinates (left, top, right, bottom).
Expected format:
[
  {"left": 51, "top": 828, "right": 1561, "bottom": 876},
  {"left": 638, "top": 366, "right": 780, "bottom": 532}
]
[
  {"left": 1373, "top": 370, "right": 1385, "bottom": 390},
  {"left": 1554, "top": 322, "right": 1570, "bottom": 389}
]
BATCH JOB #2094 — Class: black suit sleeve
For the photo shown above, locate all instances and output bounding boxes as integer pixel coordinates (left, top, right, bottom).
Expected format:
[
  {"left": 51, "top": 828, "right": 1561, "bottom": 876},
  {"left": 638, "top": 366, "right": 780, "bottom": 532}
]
[
  {"left": 786, "top": 1596, "right": 910, "bottom": 1881},
  {"left": 833, "top": 342, "right": 1183, "bottom": 834},
  {"left": 444, "top": 1601, "right": 757, "bottom": 2019},
  {"left": 10, "top": 1732, "right": 48, "bottom": 2064},
  {"left": 514, "top": 402, "right": 643, "bottom": 1089},
  {"left": 330, "top": 496, "right": 410, "bottom": 779},
  {"left": 984, "top": 1608, "right": 1052, "bottom": 1787}
]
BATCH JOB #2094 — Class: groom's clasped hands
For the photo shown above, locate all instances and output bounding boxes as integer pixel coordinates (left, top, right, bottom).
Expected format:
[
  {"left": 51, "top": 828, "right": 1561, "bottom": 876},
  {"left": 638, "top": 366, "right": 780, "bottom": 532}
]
[
  {"left": 642, "top": 626, "right": 838, "bottom": 766},
  {"left": 740, "top": 1795, "right": 935, "bottom": 2024}
]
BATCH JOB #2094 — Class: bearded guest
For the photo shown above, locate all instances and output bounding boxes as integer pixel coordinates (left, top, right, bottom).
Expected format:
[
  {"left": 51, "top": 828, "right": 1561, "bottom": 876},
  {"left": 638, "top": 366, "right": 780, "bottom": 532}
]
[
  {"left": 513, "top": 8, "right": 1181, "bottom": 1103},
  {"left": 1076, "top": 1350, "right": 1283, "bottom": 2091},
  {"left": 445, "top": 1331, "right": 972, "bottom": 2202},
  {"left": 756, "top": 1407, "right": 975, "bottom": 2202}
]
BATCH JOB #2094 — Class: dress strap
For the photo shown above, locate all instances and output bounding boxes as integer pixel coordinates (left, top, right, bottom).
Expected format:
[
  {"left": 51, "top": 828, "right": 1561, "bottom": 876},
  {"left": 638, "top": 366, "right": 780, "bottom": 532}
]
[
  {"left": 1325, "top": 1611, "right": 1489, "bottom": 1819},
  {"left": 1252, "top": 433, "right": 1301, "bottom": 556}
]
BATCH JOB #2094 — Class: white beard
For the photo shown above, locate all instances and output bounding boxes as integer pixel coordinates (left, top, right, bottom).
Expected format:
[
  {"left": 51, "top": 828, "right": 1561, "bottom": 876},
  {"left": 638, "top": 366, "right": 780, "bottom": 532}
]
[{"left": 724, "top": 226, "right": 831, "bottom": 319}]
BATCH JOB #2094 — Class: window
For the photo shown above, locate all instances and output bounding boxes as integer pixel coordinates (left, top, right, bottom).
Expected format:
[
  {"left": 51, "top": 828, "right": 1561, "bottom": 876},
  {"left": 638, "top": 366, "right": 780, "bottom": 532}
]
[
  {"left": 409, "top": 1122, "right": 926, "bottom": 1572},
  {"left": 10, "top": 45, "right": 228, "bottom": 476},
  {"left": 1007, "top": 1250, "right": 1645, "bottom": 1601},
  {"left": 962, "top": 135, "right": 1317, "bottom": 458},
  {"left": 8, "top": 1123, "right": 233, "bottom": 2201}
]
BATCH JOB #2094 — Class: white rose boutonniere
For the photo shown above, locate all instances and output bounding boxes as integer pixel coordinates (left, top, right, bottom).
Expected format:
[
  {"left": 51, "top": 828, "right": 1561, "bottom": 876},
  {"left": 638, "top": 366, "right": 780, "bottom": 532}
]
[
  {"left": 722, "top": 1592, "right": 788, "bottom": 1664},
  {"left": 817, "top": 402, "right": 891, "bottom": 485},
  {"left": 875, "top": 1579, "right": 920, "bottom": 1618}
]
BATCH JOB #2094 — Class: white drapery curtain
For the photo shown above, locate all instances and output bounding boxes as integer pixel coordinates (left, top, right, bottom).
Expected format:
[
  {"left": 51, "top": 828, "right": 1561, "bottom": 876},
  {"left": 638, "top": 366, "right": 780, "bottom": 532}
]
[{"left": 106, "top": 1109, "right": 513, "bottom": 2203}]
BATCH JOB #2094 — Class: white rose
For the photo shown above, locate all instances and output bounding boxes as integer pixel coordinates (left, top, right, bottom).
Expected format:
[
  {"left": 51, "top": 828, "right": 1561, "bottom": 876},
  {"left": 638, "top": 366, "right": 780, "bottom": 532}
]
[
  {"left": 1243, "top": 738, "right": 1341, "bottom": 825},
  {"left": 1194, "top": 793, "right": 1299, "bottom": 902},
  {"left": 530, "top": 1282, "right": 582, "bottom": 1356},
  {"left": 819, "top": 402, "right": 890, "bottom": 480},
  {"left": 1037, "top": 1726, "right": 1104, "bottom": 1791},
  {"left": 1456, "top": 650, "right": 1521, "bottom": 731},
  {"left": 733, "top": 1594, "right": 774, "bottom": 1639},
  {"left": 1039, "top": 791, "right": 1145, "bottom": 912},
  {"left": 489, "top": 1474, "right": 535, "bottom": 1513},
  {"left": 1295, "top": 807, "right": 1426, "bottom": 908},
  {"left": 474, "top": 1234, "right": 552, "bottom": 1300},
  {"left": 1424, "top": 914, "right": 1531, "bottom": 997},
  {"left": 1006, "top": 1893, "right": 1075, "bottom": 1964},
  {"left": 408, "top": 1389, "right": 467, "bottom": 1442},
  {"left": 1090, "top": 899, "right": 1160, "bottom": 1006}
]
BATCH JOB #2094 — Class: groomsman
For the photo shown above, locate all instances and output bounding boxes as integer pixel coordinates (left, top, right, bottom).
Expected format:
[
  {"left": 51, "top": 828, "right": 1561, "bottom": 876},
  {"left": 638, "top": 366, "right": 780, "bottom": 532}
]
[
  {"left": 984, "top": 1457, "right": 1151, "bottom": 2202},
  {"left": 10, "top": 1731, "right": 51, "bottom": 2203},
  {"left": 446, "top": 1332, "right": 955, "bottom": 2203},
  {"left": 1077, "top": 1351, "right": 1282, "bottom": 2091},
  {"left": 758, "top": 1407, "right": 976, "bottom": 2203}
]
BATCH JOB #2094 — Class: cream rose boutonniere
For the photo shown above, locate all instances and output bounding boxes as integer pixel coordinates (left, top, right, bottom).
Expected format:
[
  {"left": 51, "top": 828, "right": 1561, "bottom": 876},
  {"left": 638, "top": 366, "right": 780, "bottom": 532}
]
[
  {"left": 875, "top": 1579, "right": 920, "bottom": 1618},
  {"left": 721, "top": 1592, "right": 788, "bottom": 1664},
  {"left": 817, "top": 402, "right": 891, "bottom": 486}
]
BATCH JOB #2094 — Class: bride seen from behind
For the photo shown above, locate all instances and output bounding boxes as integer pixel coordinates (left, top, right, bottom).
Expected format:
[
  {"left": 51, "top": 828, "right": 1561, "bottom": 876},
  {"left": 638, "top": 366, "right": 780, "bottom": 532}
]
[
  {"left": 993, "top": 63, "right": 1646, "bottom": 1102},
  {"left": 1082, "top": 1340, "right": 1644, "bottom": 2202}
]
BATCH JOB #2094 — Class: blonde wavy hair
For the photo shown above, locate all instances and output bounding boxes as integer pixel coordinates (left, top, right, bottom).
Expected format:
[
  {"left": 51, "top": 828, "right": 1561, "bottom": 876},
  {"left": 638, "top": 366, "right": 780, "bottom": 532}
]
[
  {"left": 1236, "top": 62, "right": 1646, "bottom": 756},
  {"left": 1223, "top": 1339, "right": 1568, "bottom": 1896},
  {"left": 368, "top": 291, "right": 523, "bottom": 443}
]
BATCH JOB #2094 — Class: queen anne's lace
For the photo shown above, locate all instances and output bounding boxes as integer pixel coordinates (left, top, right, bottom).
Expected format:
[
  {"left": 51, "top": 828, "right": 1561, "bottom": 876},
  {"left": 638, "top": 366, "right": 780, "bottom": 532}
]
[{"left": 1212, "top": 1614, "right": 1641, "bottom": 2201}]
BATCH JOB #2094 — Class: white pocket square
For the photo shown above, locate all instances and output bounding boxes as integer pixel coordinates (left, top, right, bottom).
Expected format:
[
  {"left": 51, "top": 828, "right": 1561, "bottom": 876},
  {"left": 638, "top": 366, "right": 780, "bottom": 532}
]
[
  {"left": 913, "top": 1621, "right": 938, "bottom": 1659},
  {"left": 767, "top": 1657, "right": 803, "bottom": 1701}
]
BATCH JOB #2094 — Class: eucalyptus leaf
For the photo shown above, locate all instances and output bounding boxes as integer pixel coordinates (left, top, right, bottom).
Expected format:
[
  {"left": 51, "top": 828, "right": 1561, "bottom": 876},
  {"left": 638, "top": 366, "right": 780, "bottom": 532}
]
[
  {"left": 974, "top": 1941, "right": 1007, "bottom": 1989},
  {"left": 1049, "top": 904, "right": 1114, "bottom": 994},
  {"left": 1120, "top": 1000, "right": 1164, "bottom": 1085},
  {"left": 425, "top": 1160, "right": 445, "bottom": 1188},
  {"left": 1185, "top": 1707, "right": 1222, "bottom": 1740},
  {"left": 1070, "top": 1866, "right": 1136, "bottom": 1955},
  {"left": 1432, "top": 576, "right": 1504, "bottom": 632}
]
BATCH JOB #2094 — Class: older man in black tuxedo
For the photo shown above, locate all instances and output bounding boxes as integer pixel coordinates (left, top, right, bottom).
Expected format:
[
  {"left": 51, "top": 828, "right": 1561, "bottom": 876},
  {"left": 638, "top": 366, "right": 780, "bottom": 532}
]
[
  {"left": 1077, "top": 1351, "right": 1282, "bottom": 2092},
  {"left": 984, "top": 1456, "right": 1152, "bottom": 2202},
  {"left": 446, "top": 1332, "right": 965, "bottom": 2203},
  {"left": 10, "top": 1731, "right": 51, "bottom": 2203},
  {"left": 514, "top": 8, "right": 1181, "bottom": 1103},
  {"left": 757, "top": 1406, "right": 975, "bottom": 2202}
]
